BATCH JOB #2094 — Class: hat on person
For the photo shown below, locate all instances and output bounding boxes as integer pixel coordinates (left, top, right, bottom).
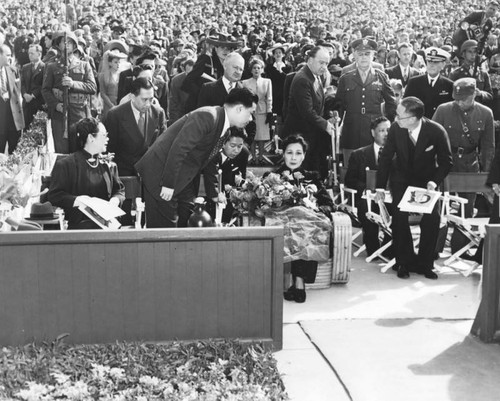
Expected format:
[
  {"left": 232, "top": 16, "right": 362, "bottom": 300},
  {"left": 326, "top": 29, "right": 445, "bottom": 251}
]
[
  {"left": 108, "top": 18, "right": 122, "bottom": 28},
  {"left": 452, "top": 77, "right": 476, "bottom": 100},
  {"left": 104, "top": 39, "right": 129, "bottom": 54},
  {"left": 351, "top": 38, "right": 378, "bottom": 52},
  {"left": 206, "top": 32, "right": 240, "bottom": 48},
  {"left": 25, "top": 202, "right": 59, "bottom": 222},
  {"left": 425, "top": 46, "right": 450, "bottom": 62},
  {"left": 190, "top": 29, "right": 201, "bottom": 37},
  {"left": 267, "top": 42, "right": 289, "bottom": 56},
  {"left": 171, "top": 38, "right": 184, "bottom": 48},
  {"left": 460, "top": 39, "right": 478, "bottom": 54},
  {"left": 489, "top": 52, "right": 500, "bottom": 70},
  {"left": 53, "top": 30, "right": 79, "bottom": 46},
  {"left": 90, "top": 24, "right": 102, "bottom": 33},
  {"left": 111, "top": 25, "right": 125, "bottom": 35}
]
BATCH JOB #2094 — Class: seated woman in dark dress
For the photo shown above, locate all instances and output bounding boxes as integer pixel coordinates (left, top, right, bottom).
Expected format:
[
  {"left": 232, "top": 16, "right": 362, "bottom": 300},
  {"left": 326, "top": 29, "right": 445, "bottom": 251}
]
[
  {"left": 274, "top": 135, "right": 334, "bottom": 303},
  {"left": 48, "top": 117, "right": 125, "bottom": 229}
]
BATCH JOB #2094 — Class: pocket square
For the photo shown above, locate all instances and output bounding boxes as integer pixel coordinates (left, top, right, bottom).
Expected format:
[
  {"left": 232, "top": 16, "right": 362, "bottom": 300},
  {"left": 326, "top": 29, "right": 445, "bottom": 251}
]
[{"left": 425, "top": 145, "right": 434, "bottom": 152}]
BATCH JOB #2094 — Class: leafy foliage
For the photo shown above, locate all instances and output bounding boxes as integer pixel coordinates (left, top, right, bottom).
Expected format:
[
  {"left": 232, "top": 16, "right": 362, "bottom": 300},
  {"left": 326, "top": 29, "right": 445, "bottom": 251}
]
[{"left": 0, "top": 338, "right": 288, "bottom": 400}]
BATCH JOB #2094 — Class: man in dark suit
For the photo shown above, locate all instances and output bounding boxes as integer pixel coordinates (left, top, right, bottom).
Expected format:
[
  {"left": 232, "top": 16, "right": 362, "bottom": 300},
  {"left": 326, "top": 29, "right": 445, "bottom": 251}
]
[
  {"left": 283, "top": 46, "right": 334, "bottom": 178},
  {"left": 385, "top": 43, "right": 419, "bottom": 90},
  {"left": 376, "top": 97, "right": 452, "bottom": 279},
  {"left": 169, "top": 58, "right": 194, "bottom": 123},
  {"left": 203, "top": 129, "right": 249, "bottom": 223},
  {"left": 105, "top": 77, "right": 167, "bottom": 176},
  {"left": 0, "top": 44, "right": 25, "bottom": 154},
  {"left": 21, "top": 44, "right": 45, "bottom": 128},
  {"left": 135, "top": 87, "right": 257, "bottom": 228},
  {"left": 345, "top": 117, "right": 390, "bottom": 256},
  {"left": 197, "top": 52, "right": 244, "bottom": 107},
  {"left": 404, "top": 47, "right": 454, "bottom": 119},
  {"left": 117, "top": 44, "right": 143, "bottom": 104}
]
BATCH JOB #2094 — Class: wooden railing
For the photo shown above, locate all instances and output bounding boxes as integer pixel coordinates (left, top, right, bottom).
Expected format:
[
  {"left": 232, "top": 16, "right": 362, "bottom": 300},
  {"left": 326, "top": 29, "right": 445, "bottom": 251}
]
[
  {"left": 471, "top": 224, "right": 500, "bottom": 343},
  {"left": 0, "top": 227, "right": 284, "bottom": 349}
]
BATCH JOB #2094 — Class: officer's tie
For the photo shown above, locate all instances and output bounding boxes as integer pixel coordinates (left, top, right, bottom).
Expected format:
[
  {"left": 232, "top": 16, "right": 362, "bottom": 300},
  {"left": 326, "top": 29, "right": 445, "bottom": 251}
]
[{"left": 377, "top": 146, "right": 384, "bottom": 164}]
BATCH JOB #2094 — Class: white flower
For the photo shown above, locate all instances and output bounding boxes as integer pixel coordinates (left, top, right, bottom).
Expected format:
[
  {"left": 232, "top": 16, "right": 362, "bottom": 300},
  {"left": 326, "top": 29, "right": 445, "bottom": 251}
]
[
  {"left": 51, "top": 371, "right": 70, "bottom": 385},
  {"left": 109, "top": 367, "right": 125, "bottom": 380},
  {"left": 139, "top": 375, "right": 161, "bottom": 387},
  {"left": 15, "top": 382, "right": 51, "bottom": 401}
]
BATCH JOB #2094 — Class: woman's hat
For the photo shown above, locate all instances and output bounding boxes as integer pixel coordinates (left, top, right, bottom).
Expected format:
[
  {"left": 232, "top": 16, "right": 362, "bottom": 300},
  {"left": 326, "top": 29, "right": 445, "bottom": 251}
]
[
  {"left": 266, "top": 42, "right": 289, "bottom": 56},
  {"left": 25, "top": 201, "right": 59, "bottom": 222},
  {"left": 206, "top": 32, "right": 240, "bottom": 48},
  {"left": 103, "top": 39, "right": 129, "bottom": 54}
]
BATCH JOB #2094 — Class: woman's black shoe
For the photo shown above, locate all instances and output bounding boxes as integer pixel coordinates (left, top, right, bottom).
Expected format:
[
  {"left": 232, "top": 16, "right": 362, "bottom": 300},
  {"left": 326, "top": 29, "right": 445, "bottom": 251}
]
[
  {"left": 283, "top": 285, "right": 296, "bottom": 301},
  {"left": 294, "top": 288, "right": 306, "bottom": 303}
]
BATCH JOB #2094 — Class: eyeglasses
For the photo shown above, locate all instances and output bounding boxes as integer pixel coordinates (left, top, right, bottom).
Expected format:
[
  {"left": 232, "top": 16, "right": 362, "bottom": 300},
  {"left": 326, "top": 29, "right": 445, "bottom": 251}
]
[{"left": 395, "top": 114, "right": 414, "bottom": 120}]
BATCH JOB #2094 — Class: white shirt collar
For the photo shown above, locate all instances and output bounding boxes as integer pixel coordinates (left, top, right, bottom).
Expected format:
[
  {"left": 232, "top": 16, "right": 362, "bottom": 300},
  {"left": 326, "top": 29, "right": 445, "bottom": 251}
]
[
  {"left": 409, "top": 119, "right": 423, "bottom": 142},
  {"left": 428, "top": 74, "right": 439, "bottom": 85},
  {"left": 373, "top": 143, "right": 382, "bottom": 156},
  {"left": 222, "top": 76, "right": 234, "bottom": 92}
]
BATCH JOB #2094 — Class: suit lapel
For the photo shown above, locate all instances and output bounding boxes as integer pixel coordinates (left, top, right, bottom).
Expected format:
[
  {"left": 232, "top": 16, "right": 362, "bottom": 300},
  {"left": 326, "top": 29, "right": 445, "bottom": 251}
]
[
  {"left": 364, "top": 145, "right": 377, "bottom": 169},
  {"left": 124, "top": 102, "right": 145, "bottom": 143},
  {"left": 414, "top": 120, "right": 429, "bottom": 157}
]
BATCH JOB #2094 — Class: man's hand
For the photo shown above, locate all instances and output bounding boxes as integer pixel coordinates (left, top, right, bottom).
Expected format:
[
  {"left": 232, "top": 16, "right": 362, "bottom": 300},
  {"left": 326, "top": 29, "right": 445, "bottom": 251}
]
[
  {"left": 160, "top": 186, "right": 174, "bottom": 201},
  {"left": 55, "top": 103, "right": 64, "bottom": 113},
  {"left": 213, "top": 192, "right": 227, "bottom": 205},
  {"left": 373, "top": 189, "right": 385, "bottom": 202},
  {"left": 23, "top": 93, "right": 34, "bottom": 103},
  {"left": 492, "top": 183, "right": 500, "bottom": 197},
  {"left": 326, "top": 122, "right": 334, "bottom": 136},
  {"left": 61, "top": 75, "right": 74, "bottom": 88},
  {"left": 426, "top": 181, "right": 437, "bottom": 191}
]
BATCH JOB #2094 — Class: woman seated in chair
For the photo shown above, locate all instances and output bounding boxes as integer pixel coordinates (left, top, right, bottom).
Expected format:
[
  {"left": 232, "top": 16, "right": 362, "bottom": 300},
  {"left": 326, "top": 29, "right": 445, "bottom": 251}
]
[
  {"left": 48, "top": 117, "right": 125, "bottom": 229},
  {"left": 271, "top": 135, "right": 334, "bottom": 303}
]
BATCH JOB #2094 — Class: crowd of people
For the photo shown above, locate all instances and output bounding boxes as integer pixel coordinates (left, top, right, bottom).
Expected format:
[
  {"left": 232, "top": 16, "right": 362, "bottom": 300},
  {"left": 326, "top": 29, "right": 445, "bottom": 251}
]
[{"left": 2, "top": 0, "right": 500, "bottom": 301}]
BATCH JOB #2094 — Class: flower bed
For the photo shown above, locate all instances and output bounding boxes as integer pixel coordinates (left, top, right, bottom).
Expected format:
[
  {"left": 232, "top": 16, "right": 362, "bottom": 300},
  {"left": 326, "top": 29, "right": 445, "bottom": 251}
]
[{"left": 0, "top": 338, "right": 288, "bottom": 400}]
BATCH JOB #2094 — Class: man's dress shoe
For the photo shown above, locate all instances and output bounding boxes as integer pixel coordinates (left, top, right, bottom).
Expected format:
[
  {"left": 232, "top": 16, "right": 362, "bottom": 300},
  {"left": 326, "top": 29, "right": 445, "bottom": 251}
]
[{"left": 397, "top": 265, "right": 410, "bottom": 279}]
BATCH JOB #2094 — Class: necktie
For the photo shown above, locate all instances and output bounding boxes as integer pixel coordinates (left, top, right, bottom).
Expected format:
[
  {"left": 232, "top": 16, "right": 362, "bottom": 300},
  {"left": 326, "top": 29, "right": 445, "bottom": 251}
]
[
  {"left": 138, "top": 112, "right": 145, "bottom": 136},
  {"left": 0, "top": 67, "right": 7, "bottom": 96},
  {"left": 377, "top": 146, "right": 383, "bottom": 164},
  {"left": 228, "top": 82, "right": 234, "bottom": 92},
  {"left": 403, "top": 69, "right": 407, "bottom": 81},
  {"left": 209, "top": 128, "right": 230, "bottom": 161},
  {"left": 408, "top": 130, "right": 416, "bottom": 145},
  {"left": 315, "top": 75, "right": 323, "bottom": 94},
  {"left": 360, "top": 70, "right": 367, "bottom": 83},
  {"left": 429, "top": 78, "right": 435, "bottom": 87}
]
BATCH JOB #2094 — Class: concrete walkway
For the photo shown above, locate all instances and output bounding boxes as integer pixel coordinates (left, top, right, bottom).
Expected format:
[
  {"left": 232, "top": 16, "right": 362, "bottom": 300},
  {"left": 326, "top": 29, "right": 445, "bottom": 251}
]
[{"left": 274, "top": 251, "right": 500, "bottom": 401}]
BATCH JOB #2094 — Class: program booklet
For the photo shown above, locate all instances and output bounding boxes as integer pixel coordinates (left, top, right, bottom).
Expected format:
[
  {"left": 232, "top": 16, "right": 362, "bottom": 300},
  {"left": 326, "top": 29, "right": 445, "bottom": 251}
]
[
  {"left": 77, "top": 197, "right": 125, "bottom": 229},
  {"left": 397, "top": 186, "right": 441, "bottom": 214}
]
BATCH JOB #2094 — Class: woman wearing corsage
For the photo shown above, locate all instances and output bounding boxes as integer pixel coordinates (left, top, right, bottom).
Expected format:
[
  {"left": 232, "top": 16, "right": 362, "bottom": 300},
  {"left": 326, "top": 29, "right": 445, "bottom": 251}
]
[
  {"left": 268, "top": 135, "right": 334, "bottom": 303},
  {"left": 48, "top": 117, "right": 125, "bottom": 229}
]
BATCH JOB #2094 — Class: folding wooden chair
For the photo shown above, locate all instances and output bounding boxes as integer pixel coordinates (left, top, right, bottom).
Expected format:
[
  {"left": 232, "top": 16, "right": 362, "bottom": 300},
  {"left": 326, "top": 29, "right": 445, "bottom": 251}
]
[
  {"left": 441, "top": 172, "right": 490, "bottom": 275},
  {"left": 334, "top": 165, "right": 363, "bottom": 253}
]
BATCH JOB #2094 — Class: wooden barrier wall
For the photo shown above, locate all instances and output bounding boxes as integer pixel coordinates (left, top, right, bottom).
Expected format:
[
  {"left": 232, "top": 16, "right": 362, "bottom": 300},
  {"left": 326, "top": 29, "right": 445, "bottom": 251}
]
[
  {"left": 471, "top": 225, "right": 500, "bottom": 343},
  {"left": 0, "top": 228, "right": 284, "bottom": 349}
]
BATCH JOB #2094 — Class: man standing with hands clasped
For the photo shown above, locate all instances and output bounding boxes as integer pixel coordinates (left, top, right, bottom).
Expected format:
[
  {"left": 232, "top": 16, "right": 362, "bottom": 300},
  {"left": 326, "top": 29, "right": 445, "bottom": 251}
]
[
  {"left": 135, "top": 87, "right": 257, "bottom": 228},
  {"left": 375, "top": 97, "right": 452, "bottom": 280}
]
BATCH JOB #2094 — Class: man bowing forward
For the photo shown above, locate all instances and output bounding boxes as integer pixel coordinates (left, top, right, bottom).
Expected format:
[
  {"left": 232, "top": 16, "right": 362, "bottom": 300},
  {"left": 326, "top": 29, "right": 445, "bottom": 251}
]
[{"left": 136, "top": 87, "right": 257, "bottom": 228}]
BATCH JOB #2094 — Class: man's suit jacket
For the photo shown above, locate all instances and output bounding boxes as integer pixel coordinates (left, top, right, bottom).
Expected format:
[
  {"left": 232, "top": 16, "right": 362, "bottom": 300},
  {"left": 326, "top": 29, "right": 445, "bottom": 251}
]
[
  {"left": 282, "top": 71, "right": 296, "bottom": 120},
  {"left": 117, "top": 68, "right": 134, "bottom": 104},
  {"left": 1, "top": 65, "right": 25, "bottom": 131},
  {"left": 197, "top": 79, "right": 242, "bottom": 108},
  {"left": 21, "top": 61, "right": 45, "bottom": 123},
  {"left": 169, "top": 72, "right": 189, "bottom": 123},
  {"left": 344, "top": 144, "right": 378, "bottom": 203},
  {"left": 104, "top": 101, "right": 167, "bottom": 176},
  {"left": 404, "top": 74, "right": 453, "bottom": 119},
  {"left": 135, "top": 106, "right": 226, "bottom": 200},
  {"left": 283, "top": 64, "right": 328, "bottom": 141},
  {"left": 376, "top": 118, "right": 452, "bottom": 194},
  {"left": 385, "top": 64, "right": 419, "bottom": 87}
]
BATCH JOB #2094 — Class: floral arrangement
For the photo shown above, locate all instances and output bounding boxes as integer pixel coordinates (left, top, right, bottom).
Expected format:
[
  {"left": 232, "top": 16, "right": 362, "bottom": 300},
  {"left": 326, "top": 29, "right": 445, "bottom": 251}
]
[
  {"left": 1, "top": 339, "right": 288, "bottom": 400},
  {"left": 227, "top": 170, "right": 319, "bottom": 217},
  {"left": 0, "top": 111, "right": 48, "bottom": 212}
]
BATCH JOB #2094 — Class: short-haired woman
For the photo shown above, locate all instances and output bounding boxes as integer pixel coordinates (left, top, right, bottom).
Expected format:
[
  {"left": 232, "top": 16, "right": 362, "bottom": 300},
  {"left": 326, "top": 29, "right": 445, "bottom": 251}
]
[{"left": 48, "top": 117, "right": 125, "bottom": 229}]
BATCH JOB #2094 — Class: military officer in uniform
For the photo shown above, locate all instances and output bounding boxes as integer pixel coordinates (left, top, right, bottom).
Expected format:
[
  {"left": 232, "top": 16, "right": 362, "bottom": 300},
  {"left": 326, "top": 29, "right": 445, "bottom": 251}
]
[
  {"left": 449, "top": 40, "right": 493, "bottom": 107},
  {"left": 433, "top": 78, "right": 495, "bottom": 218},
  {"left": 404, "top": 47, "right": 454, "bottom": 119},
  {"left": 42, "top": 31, "right": 97, "bottom": 154},
  {"left": 335, "top": 38, "right": 397, "bottom": 166}
]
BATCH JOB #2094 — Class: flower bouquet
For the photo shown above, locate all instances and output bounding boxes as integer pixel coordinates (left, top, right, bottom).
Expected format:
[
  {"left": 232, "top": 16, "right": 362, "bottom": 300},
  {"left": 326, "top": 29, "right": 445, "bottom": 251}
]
[
  {"left": 0, "top": 111, "right": 49, "bottom": 228},
  {"left": 227, "top": 170, "right": 319, "bottom": 218}
]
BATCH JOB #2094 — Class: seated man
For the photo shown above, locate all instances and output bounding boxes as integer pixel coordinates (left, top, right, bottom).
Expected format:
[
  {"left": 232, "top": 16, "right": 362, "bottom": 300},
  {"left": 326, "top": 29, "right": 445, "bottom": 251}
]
[
  {"left": 203, "top": 128, "right": 249, "bottom": 224},
  {"left": 344, "top": 117, "right": 391, "bottom": 256}
]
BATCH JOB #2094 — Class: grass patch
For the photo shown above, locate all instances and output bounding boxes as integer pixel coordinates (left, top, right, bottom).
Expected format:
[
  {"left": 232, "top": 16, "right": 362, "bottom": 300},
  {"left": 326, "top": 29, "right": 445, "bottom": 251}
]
[{"left": 0, "top": 337, "right": 288, "bottom": 400}]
